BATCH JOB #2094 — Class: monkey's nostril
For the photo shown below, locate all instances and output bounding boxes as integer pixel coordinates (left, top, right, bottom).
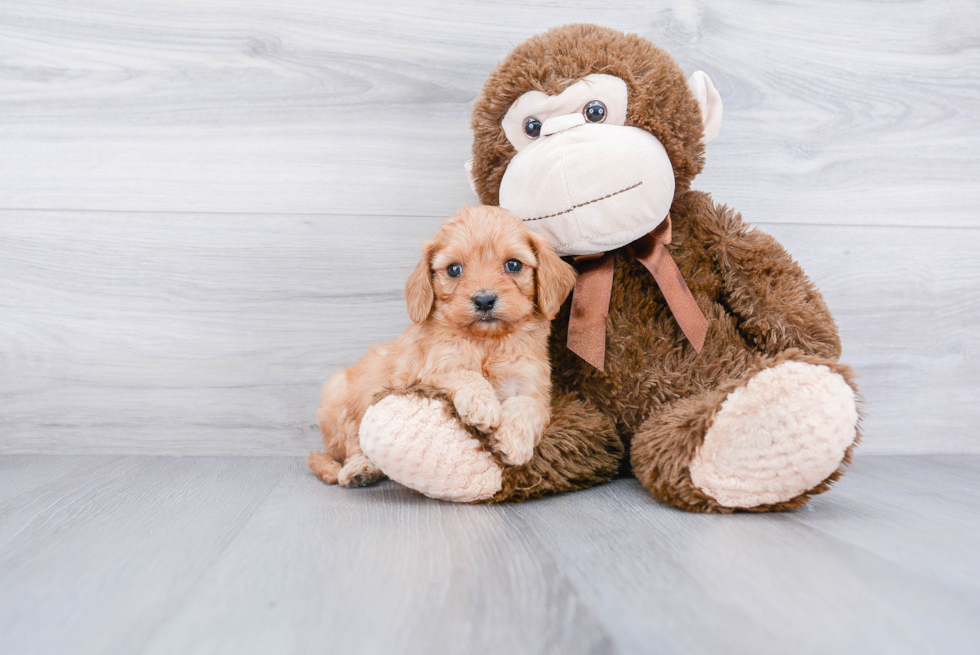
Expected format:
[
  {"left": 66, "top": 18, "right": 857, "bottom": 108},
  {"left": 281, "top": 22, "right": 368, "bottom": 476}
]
[{"left": 473, "top": 292, "right": 497, "bottom": 312}]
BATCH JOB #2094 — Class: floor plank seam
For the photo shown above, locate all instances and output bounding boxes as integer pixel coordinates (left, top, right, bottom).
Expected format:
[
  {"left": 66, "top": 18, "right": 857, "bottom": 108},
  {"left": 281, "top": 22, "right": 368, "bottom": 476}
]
[{"left": 129, "top": 460, "right": 293, "bottom": 653}]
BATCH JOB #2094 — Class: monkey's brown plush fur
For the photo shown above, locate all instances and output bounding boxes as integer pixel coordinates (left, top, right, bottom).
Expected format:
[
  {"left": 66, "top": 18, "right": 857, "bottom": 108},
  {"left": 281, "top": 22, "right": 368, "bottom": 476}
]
[
  {"left": 361, "top": 24, "right": 860, "bottom": 511},
  {"left": 480, "top": 25, "right": 860, "bottom": 511}
]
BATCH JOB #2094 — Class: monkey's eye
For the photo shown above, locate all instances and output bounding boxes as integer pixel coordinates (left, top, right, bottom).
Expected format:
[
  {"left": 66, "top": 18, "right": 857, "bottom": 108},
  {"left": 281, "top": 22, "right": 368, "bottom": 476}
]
[
  {"left": 584, "top": 100, "right": 607, "bottom": 123},
  {"left": 447, "top": 263, "right": 462, "bottom": 278},
  {"left": 505, "top": 259, "right": 523, "bottom": 273},
  {"left": 523, "top": 117, "right": 542, "bottom": 139}
]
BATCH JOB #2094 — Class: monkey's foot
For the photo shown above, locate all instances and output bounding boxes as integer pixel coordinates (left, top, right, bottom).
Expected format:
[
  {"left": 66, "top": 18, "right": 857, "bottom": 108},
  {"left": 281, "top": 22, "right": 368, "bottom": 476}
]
[{"left": 689, "top": 361, "right": 859, "bottom": 509}]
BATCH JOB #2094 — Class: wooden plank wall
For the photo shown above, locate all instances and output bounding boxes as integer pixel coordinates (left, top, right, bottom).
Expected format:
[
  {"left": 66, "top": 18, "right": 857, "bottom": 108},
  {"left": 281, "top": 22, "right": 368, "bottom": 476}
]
[{"left": 1, "top": 0, "right": 977, "bottom": 455}]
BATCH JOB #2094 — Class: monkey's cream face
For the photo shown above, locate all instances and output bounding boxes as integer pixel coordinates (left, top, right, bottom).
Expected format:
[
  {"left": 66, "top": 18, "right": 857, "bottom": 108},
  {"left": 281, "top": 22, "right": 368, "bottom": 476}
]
[{"left": 498, "top": 74, "right": 676, "bottom": 257}]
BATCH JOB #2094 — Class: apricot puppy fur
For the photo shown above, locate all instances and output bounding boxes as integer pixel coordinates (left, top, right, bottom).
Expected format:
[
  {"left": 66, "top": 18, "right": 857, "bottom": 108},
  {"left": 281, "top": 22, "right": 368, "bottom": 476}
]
[{"left": 308, "top": 205, "right": 577, "bottom": 488}]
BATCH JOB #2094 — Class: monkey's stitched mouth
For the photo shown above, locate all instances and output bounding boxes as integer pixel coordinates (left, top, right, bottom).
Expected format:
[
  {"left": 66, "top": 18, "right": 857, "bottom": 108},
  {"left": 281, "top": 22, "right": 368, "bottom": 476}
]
[{"left": 522, "top": 181, "right": 643, "bottom": 222}]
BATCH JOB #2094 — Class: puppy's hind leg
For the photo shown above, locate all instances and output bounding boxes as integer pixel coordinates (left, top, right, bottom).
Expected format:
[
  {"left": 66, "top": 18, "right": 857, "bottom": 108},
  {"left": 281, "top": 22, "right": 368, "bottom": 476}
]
[
  {"left": 338, "top": 451, "right": 384, "bottom": 488},
  {"left": 309, "top": 371, "right": 351, "bottom": 485},
  {"left": 313, "top": 361, "right": 384, "bottom": 489},
  {"left": 308, "top": 451, "right": 343, "bottom": 484}
]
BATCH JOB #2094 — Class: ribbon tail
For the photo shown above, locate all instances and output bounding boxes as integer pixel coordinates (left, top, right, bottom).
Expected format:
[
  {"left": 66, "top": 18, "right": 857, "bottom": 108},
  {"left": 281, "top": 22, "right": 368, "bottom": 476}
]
[
  {"left": 634, "top": 243, "right": 708, "bottom": 353},
  {"left": 567, "top": 255, "right": 615, "bottom": 371}
]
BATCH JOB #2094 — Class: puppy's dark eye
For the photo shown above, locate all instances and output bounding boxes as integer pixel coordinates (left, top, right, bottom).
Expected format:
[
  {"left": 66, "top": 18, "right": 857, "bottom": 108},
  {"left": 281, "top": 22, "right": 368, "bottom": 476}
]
[
  {"left": 505, "top": 259, "right": 523, "bottom": 273},
  {"left": 447, "top": 263, "right": 463, "bottom": 278},
  {"left": 584, "top": 100, "right": 606, "bottom": 123},
  {"left": 523, "top": 117, "right": 542, "bottom": 139}
]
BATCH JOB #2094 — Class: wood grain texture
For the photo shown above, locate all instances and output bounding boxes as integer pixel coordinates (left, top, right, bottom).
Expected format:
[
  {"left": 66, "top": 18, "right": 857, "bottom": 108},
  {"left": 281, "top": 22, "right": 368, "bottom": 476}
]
[
  {"left": 512, "top": 459, "right": 980, "bottom": 654},
  {"left": 0, "top": 456, "right": 286, "bottom": 655},
  {"left": 1, "top": 212, "right": 977, "bottom": 455},
  {"left": 1, "top": 1, "right": 978, "bottom": 455},
  {"left": 789, "top": 455, "right": 980, "bottom": 594},
  {"left": 140, "top": 460, "right": 613, "bottom": 655},
  {"left": 1, "top": 454, "right": 978, "bottom": 654},
  {"left": 0, "top": 0, "right": 977, "bottom": 226}
]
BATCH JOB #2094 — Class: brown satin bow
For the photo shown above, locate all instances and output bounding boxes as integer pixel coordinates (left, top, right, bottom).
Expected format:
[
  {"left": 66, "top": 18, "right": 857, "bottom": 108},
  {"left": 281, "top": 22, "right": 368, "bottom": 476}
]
[{"left": 566, "top": 214, "right": 708, "bottom": 371}]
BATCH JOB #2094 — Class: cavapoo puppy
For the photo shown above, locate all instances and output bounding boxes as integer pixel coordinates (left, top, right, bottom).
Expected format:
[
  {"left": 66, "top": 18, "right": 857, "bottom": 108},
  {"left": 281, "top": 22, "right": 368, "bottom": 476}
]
[{"left": 308, "top": 205, "right": 577, "bottom": 488}]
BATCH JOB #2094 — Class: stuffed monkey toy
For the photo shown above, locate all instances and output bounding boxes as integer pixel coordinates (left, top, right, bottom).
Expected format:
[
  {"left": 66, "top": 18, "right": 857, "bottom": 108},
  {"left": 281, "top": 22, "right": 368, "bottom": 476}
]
[{"left": 358, "top": 24, "right": 860, "bottom": 512}]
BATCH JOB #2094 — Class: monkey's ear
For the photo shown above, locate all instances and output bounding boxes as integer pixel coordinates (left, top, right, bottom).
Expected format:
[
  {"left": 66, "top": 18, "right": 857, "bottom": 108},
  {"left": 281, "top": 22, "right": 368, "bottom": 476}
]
[
  {"left": 687, "top": 71, "right": 723, "bottom": 144},
  {"left": 405, "top": 241, "right": 436, "bottom": 323},
  {"left": 529, "top": 231, "right": 577, "bottom": 320},
  {"left": 464, "top": 158, "right": 478, "bottom": 197}
]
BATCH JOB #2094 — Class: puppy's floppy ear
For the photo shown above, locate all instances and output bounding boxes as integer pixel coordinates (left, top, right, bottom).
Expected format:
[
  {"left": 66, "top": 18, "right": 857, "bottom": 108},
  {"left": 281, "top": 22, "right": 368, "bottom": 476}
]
[
  {"left": 529, "top": 231, "right": 577, "bottom": 320},
  {"left": 405, "top": 239, "right": 436, "bottom": 323}
]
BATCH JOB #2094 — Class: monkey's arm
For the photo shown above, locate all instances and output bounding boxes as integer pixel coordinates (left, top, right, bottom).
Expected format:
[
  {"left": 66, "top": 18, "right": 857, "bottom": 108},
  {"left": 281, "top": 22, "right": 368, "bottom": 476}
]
[{"left": 701, "top": 201, "right": 842, "bottom": 359}]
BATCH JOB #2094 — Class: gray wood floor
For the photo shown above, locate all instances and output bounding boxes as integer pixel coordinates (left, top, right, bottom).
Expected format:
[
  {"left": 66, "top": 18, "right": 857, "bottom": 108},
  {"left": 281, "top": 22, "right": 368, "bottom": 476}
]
[{"left": 1, "top": 454, "right": 978, "bottom": 655}]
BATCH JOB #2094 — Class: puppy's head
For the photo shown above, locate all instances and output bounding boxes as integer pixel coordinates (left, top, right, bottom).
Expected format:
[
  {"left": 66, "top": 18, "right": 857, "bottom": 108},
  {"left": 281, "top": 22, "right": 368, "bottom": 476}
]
[{"left": 406, "top": 206, "right": 577, "bottom": 337}]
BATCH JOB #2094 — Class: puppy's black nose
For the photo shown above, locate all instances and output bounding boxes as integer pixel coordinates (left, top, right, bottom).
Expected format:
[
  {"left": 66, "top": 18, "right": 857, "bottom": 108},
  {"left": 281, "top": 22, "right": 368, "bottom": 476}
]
[{"left": 472, "top": 292, "right": 497, "bottom": 312}]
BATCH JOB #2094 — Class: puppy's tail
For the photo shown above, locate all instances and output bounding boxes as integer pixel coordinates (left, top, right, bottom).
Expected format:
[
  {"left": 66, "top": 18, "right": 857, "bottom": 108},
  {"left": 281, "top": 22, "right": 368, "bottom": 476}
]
[{"left": 307, "top": 451, "right": 343, "bottom": 484}]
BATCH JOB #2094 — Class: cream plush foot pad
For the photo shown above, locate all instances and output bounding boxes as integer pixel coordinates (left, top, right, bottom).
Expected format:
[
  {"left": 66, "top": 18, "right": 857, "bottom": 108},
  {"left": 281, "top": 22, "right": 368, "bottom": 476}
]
[
  {"left": 359, "top": 394, "right": 503, "bottom": 503},
  {"left": 690, "top": 361, "right": 858, "bottom": 508}
]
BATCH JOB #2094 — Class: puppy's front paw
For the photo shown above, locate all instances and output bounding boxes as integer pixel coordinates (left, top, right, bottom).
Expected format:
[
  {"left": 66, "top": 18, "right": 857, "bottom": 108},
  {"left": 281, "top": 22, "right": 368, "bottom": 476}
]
[
  {"left": 491, "top": 396, "right": 547, "bottom": 466},
  {"left": 491, "top": 420, "right": 536, "bottom": 466},
  {"left": 338, "top": 455, "right": 384, "bottom": 488},
  {"left": 453, "top": 384, "right": 501, "bottom": 433}
]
